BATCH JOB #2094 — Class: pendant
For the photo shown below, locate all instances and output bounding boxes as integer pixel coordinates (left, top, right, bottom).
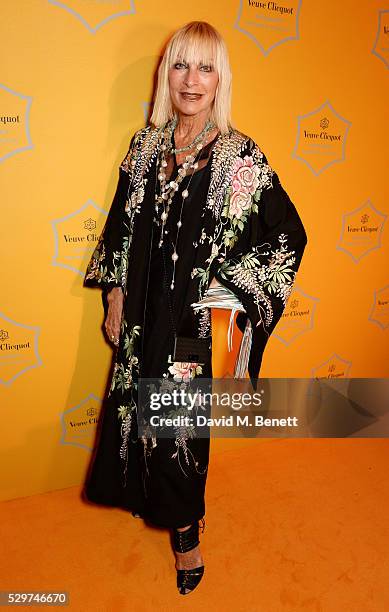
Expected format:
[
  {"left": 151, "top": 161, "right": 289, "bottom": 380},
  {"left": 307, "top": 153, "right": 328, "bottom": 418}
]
[{"left": 171, "top": 252, "right": 178, "bottom": 262}]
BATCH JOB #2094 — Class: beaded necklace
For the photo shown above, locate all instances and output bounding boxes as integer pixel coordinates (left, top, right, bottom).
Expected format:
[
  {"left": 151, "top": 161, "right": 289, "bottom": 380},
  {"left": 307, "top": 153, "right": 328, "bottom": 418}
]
[{"left": 154, "top": 119, "right": 216, "bottom": 290}]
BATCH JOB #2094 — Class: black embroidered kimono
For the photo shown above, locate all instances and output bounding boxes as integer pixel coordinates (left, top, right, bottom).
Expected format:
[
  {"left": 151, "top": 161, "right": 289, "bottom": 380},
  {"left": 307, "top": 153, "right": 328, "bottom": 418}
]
[{"left": 82, "top": 124, "right": 307, "bottom": 528}]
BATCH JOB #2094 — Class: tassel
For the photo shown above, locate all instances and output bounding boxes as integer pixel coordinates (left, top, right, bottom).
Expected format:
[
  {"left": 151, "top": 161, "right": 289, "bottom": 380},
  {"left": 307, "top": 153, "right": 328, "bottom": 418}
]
[
  {"left": 227, "top": 306, "right": 240, "bottom": 352},
  {"left": 234, "top": 318, "right": 252, "bottom": 379}
]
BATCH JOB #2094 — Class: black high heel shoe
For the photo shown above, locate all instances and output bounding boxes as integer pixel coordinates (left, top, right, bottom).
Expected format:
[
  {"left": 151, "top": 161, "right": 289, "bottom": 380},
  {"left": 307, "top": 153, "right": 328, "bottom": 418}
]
[{"left": 173, "top": 518, "right": 205, "bottom": 595}]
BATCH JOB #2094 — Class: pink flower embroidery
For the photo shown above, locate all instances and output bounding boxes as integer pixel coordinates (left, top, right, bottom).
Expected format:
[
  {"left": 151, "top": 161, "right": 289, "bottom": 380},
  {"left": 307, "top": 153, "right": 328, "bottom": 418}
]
[
  {"left": 228, "top": 155, "right": 260, "bottom": 218},
  {"left": 229, "top": 188, "right": 251, "bottom": 219},
  {"left": 168, "top": 362, "right": 202, "bottom": 382},
  {"left": 234, "top": 156, "right": 260, "bottom": 195}
]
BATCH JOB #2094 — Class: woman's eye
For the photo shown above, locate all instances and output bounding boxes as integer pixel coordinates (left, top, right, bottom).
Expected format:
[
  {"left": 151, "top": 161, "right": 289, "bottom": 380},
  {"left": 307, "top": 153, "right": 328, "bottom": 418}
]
[
  {"left": 174, "top": 62, "right": 187, "bottom": 69},
  {"left": 200, "top": 65, "right": 212, "bottom": 72}
]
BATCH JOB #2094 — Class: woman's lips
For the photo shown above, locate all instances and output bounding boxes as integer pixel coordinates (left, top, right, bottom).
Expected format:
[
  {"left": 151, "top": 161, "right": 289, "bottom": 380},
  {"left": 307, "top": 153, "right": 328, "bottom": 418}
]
[{"left": 180, "top": 92, "right": 203, "bottom": 101}]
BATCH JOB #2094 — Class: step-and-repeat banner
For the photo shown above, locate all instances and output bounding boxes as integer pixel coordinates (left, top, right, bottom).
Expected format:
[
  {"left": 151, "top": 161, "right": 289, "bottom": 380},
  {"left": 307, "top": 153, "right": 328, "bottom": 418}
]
[{"left": 1, "top": 1, "right": 388, "bottom": 500}]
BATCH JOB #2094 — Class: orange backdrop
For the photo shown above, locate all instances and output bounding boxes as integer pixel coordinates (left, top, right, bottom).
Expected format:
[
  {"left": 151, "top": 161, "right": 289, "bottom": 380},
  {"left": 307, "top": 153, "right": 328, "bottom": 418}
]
[{"left": 0, "top": 0, "right": 388, "bottom": 501}]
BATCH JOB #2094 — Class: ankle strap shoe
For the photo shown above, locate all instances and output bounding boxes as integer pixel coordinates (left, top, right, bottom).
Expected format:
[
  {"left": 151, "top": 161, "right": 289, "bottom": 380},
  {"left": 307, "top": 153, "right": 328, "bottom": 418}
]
[{"left": 173, "top": 518, "right": 205, "bottom": 595}]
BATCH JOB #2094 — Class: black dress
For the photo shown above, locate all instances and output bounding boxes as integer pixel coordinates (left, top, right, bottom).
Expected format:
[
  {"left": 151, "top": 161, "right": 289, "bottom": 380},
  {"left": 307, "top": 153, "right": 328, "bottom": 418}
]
[
  {"left": 85, "top": 135, "right": 217, "bottom": 528},
  {"left": 83, "top": 126, "right": 308, "bottom": 528},
  {"left": 138, "top": 136, "right": 216, "bottom": 527}
]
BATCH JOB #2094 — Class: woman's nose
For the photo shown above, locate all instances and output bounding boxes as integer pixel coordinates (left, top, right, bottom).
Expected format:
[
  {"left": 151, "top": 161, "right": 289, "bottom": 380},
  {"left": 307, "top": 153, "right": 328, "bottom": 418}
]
[{"left": 184, "top": 67, "right": 199, "bottom": 87}]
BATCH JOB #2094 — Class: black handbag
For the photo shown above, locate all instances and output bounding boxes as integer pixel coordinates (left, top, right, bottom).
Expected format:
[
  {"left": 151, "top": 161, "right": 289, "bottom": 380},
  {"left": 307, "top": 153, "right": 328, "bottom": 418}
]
[{"left": 172, "top": 335, "right": 210, "bottom": 365}]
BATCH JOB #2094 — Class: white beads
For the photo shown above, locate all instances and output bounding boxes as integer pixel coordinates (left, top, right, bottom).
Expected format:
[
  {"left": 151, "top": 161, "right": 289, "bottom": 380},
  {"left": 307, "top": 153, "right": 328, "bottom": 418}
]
[{"left": 155, "top": 118, "right": 216, "bottom": 290}]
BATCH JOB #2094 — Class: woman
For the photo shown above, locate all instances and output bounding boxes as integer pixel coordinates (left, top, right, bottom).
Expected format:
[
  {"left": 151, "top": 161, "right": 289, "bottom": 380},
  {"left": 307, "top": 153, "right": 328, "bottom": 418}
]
[{"left": 83, "top": 21, "right": 307, "bottom": 595}]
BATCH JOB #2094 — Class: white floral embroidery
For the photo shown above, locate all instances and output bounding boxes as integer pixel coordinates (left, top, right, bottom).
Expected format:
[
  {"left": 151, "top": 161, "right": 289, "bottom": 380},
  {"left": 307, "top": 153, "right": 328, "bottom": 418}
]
[{"left": 216, "top": 233, "right": 297, "bottom": 329}]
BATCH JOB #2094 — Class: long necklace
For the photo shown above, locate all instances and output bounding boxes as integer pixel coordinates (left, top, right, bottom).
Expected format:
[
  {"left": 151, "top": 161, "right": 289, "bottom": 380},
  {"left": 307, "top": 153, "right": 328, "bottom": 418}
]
[{"left": 154, "top": 119, "right": 215, "bottom": 289}]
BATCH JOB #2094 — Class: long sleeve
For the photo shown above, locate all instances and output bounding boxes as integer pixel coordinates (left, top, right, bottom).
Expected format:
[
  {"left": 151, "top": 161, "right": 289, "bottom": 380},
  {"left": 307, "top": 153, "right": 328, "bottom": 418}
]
[
  {"left": 209, "top": 141, "right": 307, "bottom": 386},
  {"left": 83, "top": 134, "right": 136, "bottom": 292}
]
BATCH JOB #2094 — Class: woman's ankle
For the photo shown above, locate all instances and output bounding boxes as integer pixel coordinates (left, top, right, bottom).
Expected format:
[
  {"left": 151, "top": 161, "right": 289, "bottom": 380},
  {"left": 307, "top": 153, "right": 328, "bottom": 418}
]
[{"left": 176, "top": 524, "right": 191, "bottom": 532}]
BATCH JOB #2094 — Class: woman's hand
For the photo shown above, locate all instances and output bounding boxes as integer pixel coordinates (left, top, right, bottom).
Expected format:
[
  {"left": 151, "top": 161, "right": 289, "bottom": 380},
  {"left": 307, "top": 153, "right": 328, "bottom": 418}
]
[{"left": 105, "top": 287, "right": 124, "bottom": 346}]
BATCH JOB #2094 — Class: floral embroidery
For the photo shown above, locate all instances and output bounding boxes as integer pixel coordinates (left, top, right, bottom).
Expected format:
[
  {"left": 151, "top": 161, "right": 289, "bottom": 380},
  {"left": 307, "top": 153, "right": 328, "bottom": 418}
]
[
  {"left": 228, "top": 155, "right": 260, "bottom": 219},
  {"left": 220, "top": 156, "right": 262, "bottom": 248},
  {"left": 84, "top": 126, "right": 161, "bottom": 289},
  {"left": 118, "top": 402, "right": 137, "bottom": 467},
  {"left": 168, "top": 361, "right": 203, "bottom": 381},
  {"left": 84, "top": 125, "right": 305, "bottom": 488},
  {"left": 141, "top": 375, "right": 208, "bottom": 478},
  {"left": 85, "top": 230, "right": 130, "bottom": 288},
  {"left": 197, "top": 307, "right": 211, "bottom": 338},
  {"left": 192, "top": 146, "right": 273, "bottom": 300},
  {"left": 110, "top": 322, "right": 141, "bottom": 484},
  {"left": 109, "top": 321, "right": 140, "bottom": 396},
  {"left": 206, "top": 129, "right": 252, "bottom": 220},
  {"left": 84, "top": 243, "right": 106, "bottom": 283},
  {"left": 189, "top": 146, "right": 279, "bottom": 383},
  {"left": 169, "top": 399, "right": 208, "bottom": 478},
  {"left": 129, "top": 183, "right": 145, "bottom": 210},
  {"left": 216, "top": 233, "right": 297, "bottom": 329},
  {"left": 140, "top": 359, "right": 207, "bottom": 478},
  {"left": 191, "top": 146, "right": 297, "bottom": 354},
  {"left": 191, "top": 266, "right": 211, "bottom": 298},
  {"left": 211, "top": 242, "right": 219, "bottom": 257},
  {"left": 234, "top": 155, "right": 260, "bottom": 191},
  {"left": 123, "top": 323, "right": 141, "bottom": 359}
]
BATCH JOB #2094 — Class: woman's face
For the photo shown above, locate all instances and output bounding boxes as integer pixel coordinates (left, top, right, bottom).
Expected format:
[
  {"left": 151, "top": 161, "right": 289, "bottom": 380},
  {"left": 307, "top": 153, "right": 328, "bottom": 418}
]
[{"left": 168, "top": 58, "right": 219, "bottom": 120}]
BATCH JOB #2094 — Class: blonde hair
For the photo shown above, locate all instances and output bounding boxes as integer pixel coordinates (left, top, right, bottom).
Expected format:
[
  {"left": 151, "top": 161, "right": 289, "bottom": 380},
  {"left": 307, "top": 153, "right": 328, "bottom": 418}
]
[{"left": 150, "top": 21, "right": 232, "bottom": 134}]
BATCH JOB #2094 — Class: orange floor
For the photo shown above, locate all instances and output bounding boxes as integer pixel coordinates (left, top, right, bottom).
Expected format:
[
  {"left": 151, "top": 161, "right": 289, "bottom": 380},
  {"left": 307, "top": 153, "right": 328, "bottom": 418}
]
[{"left": 1, "top": 439, "right": 389, "bottom": 611}]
